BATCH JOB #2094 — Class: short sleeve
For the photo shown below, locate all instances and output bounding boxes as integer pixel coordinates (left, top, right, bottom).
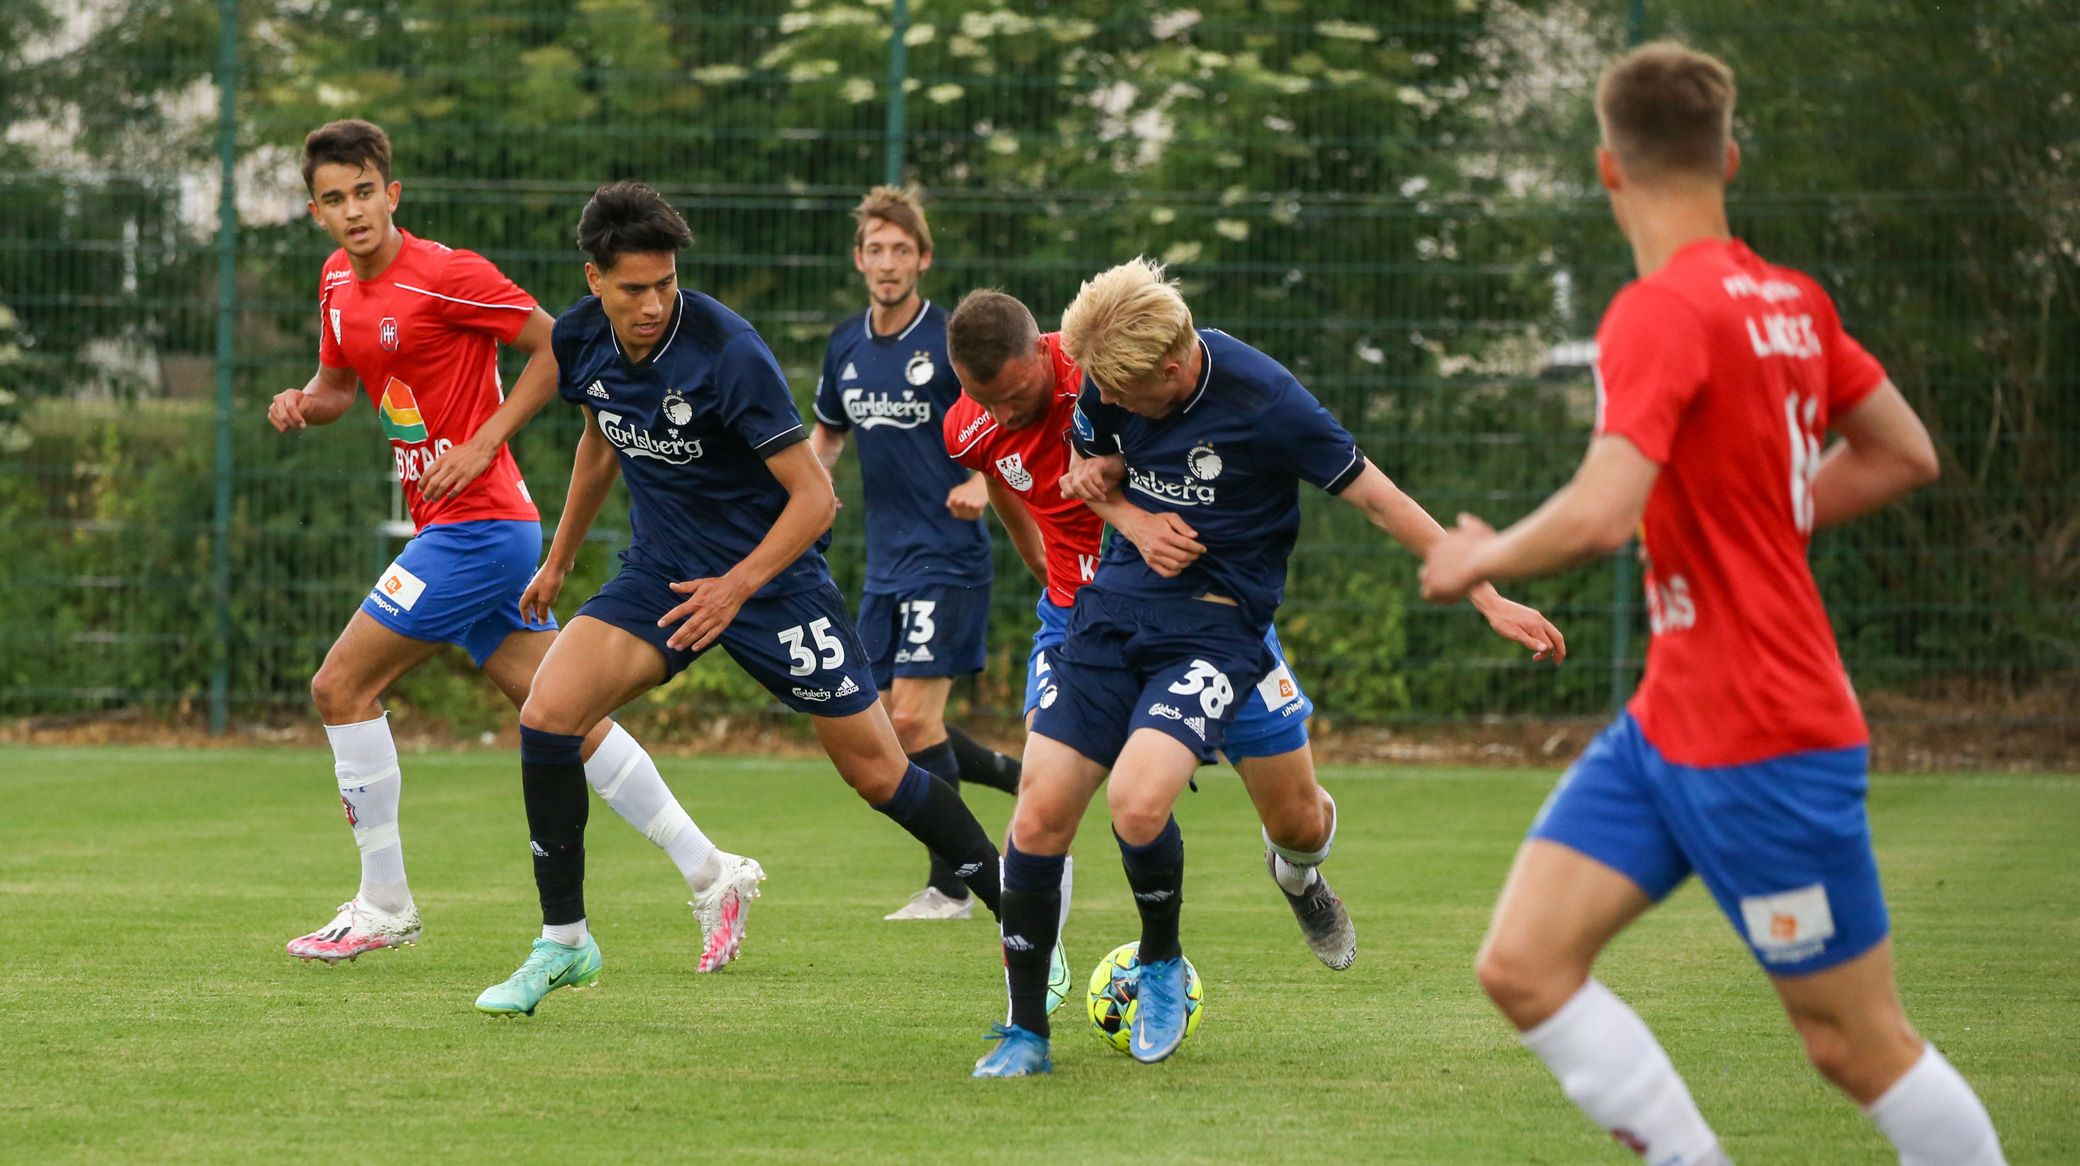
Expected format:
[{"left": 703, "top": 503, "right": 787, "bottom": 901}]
[
  {"left": 944, "top": 399, "right": 990, "bottom": 469},
  {"left": 551, "top": 309, "right": 586, "bottom": 405},
  {"left": 1817, "top": 290, "right": 1886, "bottom": 418},
  {"left": 318, "top": 268, "right": 349, "bottom": 370},
  {"left": 434, "top": 250, "right": 537, "bottom": 343},
  {"left": 1070, "top": 380, "right": 1122, "bottom": 457},
  {"left": 1593, "top": 283, "right": 1709, "bottom": 465},
  {"left": 716, "top": 330, "right": 808, "bottom": 456},
  {"left": 811, "top": 339, "right": 848, "bottom": 431},
  {"left": 1257, "top": 380, "right": 1364, "bottom": 494}
]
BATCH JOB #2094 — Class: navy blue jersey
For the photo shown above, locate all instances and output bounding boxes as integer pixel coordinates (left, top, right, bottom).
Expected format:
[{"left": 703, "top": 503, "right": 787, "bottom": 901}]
[
  {"left": 812, "top": 301, "right": 990, "bottom": 594},
  {"left": 1071, "top": 329, "right": 1363, "bottom": 627},
  {"left": 554, "top": 290, "right": 831, "bottom": 597}
]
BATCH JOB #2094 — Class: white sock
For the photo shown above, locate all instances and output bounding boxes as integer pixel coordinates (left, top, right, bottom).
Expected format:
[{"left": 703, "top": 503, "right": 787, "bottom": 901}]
[
  {"left": 1866, "top": 1044, "right": 2005, "bottom": 1165},
  {"left": 326, "top": 714, "right": 410, "bottom": 915},
  {"left": 542, "top": 919, "right": 588, "bottom": 947},
  {"left": 584, "top": 723, "right": 718, "bottom": 892},
  {"left": 1266, "top": 790, "right": 1335, "bottom": 895},
  {"left": 1521, "top": 979, "right": 1725, "bottom": 1166}
]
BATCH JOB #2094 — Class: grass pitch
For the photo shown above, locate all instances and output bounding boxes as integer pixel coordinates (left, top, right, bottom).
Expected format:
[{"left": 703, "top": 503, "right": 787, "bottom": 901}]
[{"left": 2, "top": 745, "right": 2074, "bottom": 1163}]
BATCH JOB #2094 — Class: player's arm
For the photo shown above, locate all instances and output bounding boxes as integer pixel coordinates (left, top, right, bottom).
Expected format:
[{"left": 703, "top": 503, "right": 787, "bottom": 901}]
[
  {"left": 1338, "top": 458, "right": 1567, "bottom": 661},
  {"left": 520, "top": 407, "right": 622, "bottom": 623},
  {"left": 1084, "top": 491, "right": 1203, "bottom": 579},
  {"left": 661, "top": 442, "right": 837, "bottom": 651},
  {"left": 985, "top": 477, "right": 1049, "bottom": 586},
  {"left": 808, "top": 422, "right": 846, "bottom": 475},
  {"left": 1810, "top": 379, "right": 1939, "bottom": 528},
  {"left": 267, "top": 364, "right": 360, "bottom": 432},
  {"left": 421, "top": 307, "right": 560, "bottom": 501}
]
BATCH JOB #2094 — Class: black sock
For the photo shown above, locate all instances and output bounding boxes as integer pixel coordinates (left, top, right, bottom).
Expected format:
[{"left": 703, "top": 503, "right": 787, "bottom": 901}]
[
  {"left": 908, "top": 740, "right": 968, "bottom": 900},
  {"left": 873, "top": 763, "right": 1001, "bottom": 918},
  {"left": 1001, "top": 843, "right": 1065, "bottom": 1038},
  {"left": 519, "top": 725, "right": 590, "bottom": 927},
  {"left": 946, "top": 725, "right": 1022, "bottom": 795},
  {"left": 1117, "top": 817, "right": 1184, "bottom": 963}
]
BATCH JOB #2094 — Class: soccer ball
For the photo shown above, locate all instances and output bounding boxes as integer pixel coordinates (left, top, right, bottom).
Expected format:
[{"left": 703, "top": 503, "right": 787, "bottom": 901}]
[{"left": 1086, "top": 941, "right": 1205, "bottom": 1053}]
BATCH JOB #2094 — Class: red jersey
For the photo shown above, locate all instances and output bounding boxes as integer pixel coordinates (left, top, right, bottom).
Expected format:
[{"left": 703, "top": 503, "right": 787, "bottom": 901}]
[
  {"left": 318, "top": 230, "right": 540, "bottom": 530},
  {"left": 1595, "top": 238, "right": 1886, "bottom": 767},
  {"left": 943, "top": 333, "right": 1101, "bottom": 607}
]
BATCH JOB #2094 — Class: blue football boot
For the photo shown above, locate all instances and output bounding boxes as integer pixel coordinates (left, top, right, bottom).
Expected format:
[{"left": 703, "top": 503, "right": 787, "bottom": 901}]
[
  {"left": 971, "top": 1023, "right": 1052, "bottom": 1078},
  {"left": 1129, "top": 955, "right": 1189, "bottom": 1063}
]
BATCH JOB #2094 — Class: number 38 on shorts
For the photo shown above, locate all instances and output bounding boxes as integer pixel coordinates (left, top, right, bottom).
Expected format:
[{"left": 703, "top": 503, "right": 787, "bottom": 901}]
[{"left": 1167, "top": 659, "right": 1236, "bottom": 719}]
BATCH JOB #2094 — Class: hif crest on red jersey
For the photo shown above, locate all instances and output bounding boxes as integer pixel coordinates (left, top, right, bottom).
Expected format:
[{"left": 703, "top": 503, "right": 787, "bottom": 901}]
[{"left": 379, "top": 316, "right": 401, "bottom": 352}]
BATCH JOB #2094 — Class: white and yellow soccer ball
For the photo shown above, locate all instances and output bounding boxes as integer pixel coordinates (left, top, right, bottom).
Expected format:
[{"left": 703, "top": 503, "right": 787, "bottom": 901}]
[{"left": 1086, "top": 941, "right": 1205, "bottom": 1053}]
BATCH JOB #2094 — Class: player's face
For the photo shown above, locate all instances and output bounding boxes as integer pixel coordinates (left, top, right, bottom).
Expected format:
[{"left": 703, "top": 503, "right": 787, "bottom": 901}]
[
  {"left": 853, "top": 219, "right": 931, "bottom": 309},
  {"left": 957, "top": 343, "right": 1053, "bottom": 430},
  {"left": 1098, "top": 352, "right": 1197, "bottom": 418},
  {"left": 586, "top": 251, "right": 678, "bottom": 359},
  {"left": 306, "top": 162, "right": 400, "bottom": 258}
]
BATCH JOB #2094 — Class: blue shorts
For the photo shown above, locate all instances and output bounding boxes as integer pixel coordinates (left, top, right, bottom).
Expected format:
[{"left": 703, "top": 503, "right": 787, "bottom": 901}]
[
  {"left": 1023, "top": 594, "right": 1311, "bottom": 761},
  {"left": 576, "top": 564, "right": 879, "bottom": 717},
  {"left": 359, "top": 519, "right": 556, "bottom": 668},
  {"left": 1029, "top": 588, "right": 1274, "bottom": 767},
  {"left": 1531, "top": 713, "right": 1889, "bottom": 976},
  {"left": 857, "top": 583, "right": 990, "bottom": 689}
]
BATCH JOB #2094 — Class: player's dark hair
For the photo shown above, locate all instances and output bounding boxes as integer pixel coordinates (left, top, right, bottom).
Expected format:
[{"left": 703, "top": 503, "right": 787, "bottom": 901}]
[
  {"left": 576, "top": 181, "right": 694, "bottom": 271},
  {"left": 301, "top": 119, "right": 393, "bottom": 193},
  {"left": 947, "top": 288, "right": 1039, "bottom": 384},
  {"left": 1597, "top": 41, "right": 1736, "bottom": 181}
]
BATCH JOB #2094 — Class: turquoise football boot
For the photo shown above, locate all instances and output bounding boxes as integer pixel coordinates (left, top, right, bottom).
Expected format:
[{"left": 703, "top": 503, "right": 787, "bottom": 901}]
[
  {"left": 1045, "top": 941, "right": 1073, "bottom": 1015},
  {"left": 474, "top": 936, "right": 602, "bottom": 1017},
  {"left": 972, "top": 1023, "right": 1052, "bottom": 1078},
  {"left": 1129, "top": 955, "right": 1188, "bottom": 1063}
]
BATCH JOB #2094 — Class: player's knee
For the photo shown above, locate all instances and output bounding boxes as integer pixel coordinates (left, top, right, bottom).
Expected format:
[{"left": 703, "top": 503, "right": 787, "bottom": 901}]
[
  {"left": 309, "top": 663, "right": 371, "bottom": 723},
  {"left": 1260, "top": 791, "right": 1330, "bottom": 853},
  {"left": 1792, "top": 1012, "right": 1918, "bottom": 1101},
  {"left": 888, "top": 703, "right": 937, "bottom": 753},
  {"left": 1009, "top": 797, "right": 1075, "bottom": 853},
  {"left": 1475, "top": 940, "right": 1573, "bottom": 1029},
  {"left": 1105, "top": 786, "right": 1172, "bottom": 847},
  {"left": 517, "top": 693, "right": 582, "bottom": 738}
]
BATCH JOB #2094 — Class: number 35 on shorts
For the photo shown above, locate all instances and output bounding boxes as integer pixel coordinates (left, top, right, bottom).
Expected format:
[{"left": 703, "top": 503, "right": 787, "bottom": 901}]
[
  {"left": 1168, "top": 659, "right": 1236, "bottom": 718},
  {"left": 779, "top": 617, "right": 846, "bottom": 677}
]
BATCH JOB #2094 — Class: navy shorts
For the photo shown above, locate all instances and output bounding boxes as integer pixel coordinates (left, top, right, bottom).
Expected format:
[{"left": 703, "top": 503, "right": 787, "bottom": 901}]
[
  {"left": 576, "top": 564, "right": 879, "bottom": 717},
  {"left": 359, "top": 519, "right": 556, "bottom": 667},
  {"left": 1029, "top": 587, "right": 1275, "bottom": 767},
  {"left": 1022, "top": 593, "right": 1311, "bottom": 760},
  {"left": 1531, "top": 713, "right": 1890, "bottom": 976},
  {"left": 857, "top": 583, "right": 990, "bottom": 689}
]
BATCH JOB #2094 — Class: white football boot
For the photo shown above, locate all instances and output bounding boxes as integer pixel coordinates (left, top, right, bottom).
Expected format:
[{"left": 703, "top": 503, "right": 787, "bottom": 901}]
[
  {"left": 690, "top": 852, "right": 766, "bottom": 972},
  {"left": 883, "top": 886, "right": 976, "bottom": 921},
  {"left": 286, "top": 898, "right": 422, "bottom": 963}
]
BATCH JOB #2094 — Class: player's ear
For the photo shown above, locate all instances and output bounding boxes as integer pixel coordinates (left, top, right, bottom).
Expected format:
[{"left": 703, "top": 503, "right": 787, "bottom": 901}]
[
  {"left": 1595, "top": 145, "right": 1624, "bottom": 193},
  {"left": 917, "top": 248, "right": 932, "bottom": 274},
  {"left": 385, "top": 180, "right": 401, "bottom": 211},
  {"left": 584, "top": 262, "right": 602, "bottom": 297},
  {"left": 1722, "top": 140, "right": 1740, "bottom": 185},
  {"left": 852, "top": 245, "right": 868, "bottom": 275}
]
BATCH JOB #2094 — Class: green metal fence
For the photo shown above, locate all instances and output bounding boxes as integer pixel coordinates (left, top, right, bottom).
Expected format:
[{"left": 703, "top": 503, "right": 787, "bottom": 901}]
[{"left": 2, "top": 1, "right": 2074, "bottom": 737}]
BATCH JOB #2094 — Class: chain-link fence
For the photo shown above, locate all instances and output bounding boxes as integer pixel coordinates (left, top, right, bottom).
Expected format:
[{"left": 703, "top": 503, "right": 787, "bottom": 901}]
[{"left": 3, "top": 1, "right": 2074, "bottom": 740}]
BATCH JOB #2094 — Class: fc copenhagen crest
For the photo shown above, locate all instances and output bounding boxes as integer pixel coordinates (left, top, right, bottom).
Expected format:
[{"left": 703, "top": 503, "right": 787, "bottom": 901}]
[
  {"left": 905, "top": 351, "right": 936, "bottom": 386},
  {"left": 1188, "top": 444, "right": 1223, "bottom": 481},
  {"left": 661, "top": 390, "right": 694, "bottom": 428},
  {"left": 379, "top": 316, "right": 400, "bottom": 352}
]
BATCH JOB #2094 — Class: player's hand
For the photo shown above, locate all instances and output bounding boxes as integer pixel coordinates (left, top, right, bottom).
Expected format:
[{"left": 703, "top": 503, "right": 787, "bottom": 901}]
[
  {"left": 267, "top": 390, "right": 319, "bottom": 433},
  {"left": 945, "top": 475, "right": 989, "bottom": 521},
  {"left": 1061, "top": 452, "right": 1126, "bottom": 502},
  {"left": 1471, "top": 593, "right": 1567, "bottom": 664},
  {"left": 420, "top": 437, "right": 496, "bottom": 502},
  {"left": 1119, "top": 510, "right": 1205, "bottom": 578},
  {"left": 520, "top": 562, "right": 568, "bottom": 624},
  {"left": 661, "top": 572, "right": 752, "bottom": 652},
  {"left": 1419, "top": 513, "right": 1495, "bottom": 604}
]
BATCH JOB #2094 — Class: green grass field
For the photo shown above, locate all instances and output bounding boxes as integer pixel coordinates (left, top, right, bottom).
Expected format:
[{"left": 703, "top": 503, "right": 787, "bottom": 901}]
[{"left": 3, "top": 746, "right": 2074, "bottom": 1163}]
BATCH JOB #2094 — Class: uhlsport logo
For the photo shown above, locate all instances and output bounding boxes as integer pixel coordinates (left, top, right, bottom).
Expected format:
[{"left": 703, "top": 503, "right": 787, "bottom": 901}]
[
  {"left": 597, "top": 409, "right": 702, "bottom": 464},
  {"left": 842, "top": 387, "right": 933, "bottom": 430},
  {"left": 996, "top": 452, "right": 1033, "bottom": 492},
  {"left": 378, "top": 377, "right": 428, "bottom": 444},
  {"left": 379, "top": 316, "right": 400, "bottom": 352}
]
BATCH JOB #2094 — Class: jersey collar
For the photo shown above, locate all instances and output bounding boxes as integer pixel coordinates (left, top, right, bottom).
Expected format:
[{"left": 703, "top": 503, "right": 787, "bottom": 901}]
[
  {"left": 865, "top": 298, "right": 932, "bottom": 343},
  {"left": 608, "top": 292, "right": 685, "bottom": 368},
  {"left": 1179, "top": 332, "right": 1214, "bottom": 414}
]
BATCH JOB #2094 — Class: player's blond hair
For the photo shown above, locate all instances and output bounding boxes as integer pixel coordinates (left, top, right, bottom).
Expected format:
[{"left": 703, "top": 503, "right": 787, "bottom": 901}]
[
  {"left": 1058, "top": 257, "right": 1196, "bottom": 389},
  {"left": 1597, "top": 41, "right": 1736, "bottom": 181},
  {"left": 852, "top": 185, "right": 933, "bottom": 255}
]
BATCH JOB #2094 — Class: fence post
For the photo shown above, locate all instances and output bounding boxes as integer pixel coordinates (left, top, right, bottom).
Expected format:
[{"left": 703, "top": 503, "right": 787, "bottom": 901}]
[
  {"left": 1608, "top": 0, "right": 1646, "bottom": 717},
  {"left": 209, "top": 0, "right": 238, "bottom": 735},
  {"left": 884, "top": 0, "right": 908, "bottom": 186}
]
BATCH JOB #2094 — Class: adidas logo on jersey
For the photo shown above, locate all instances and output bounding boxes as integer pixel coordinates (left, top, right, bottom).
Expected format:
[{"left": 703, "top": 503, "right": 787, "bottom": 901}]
[
  {"left": 586, "top": 380, "right": 610, "bottom": 399},
  {"left": 840, "top": 361, "right": 859, "bottom": 381}
]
